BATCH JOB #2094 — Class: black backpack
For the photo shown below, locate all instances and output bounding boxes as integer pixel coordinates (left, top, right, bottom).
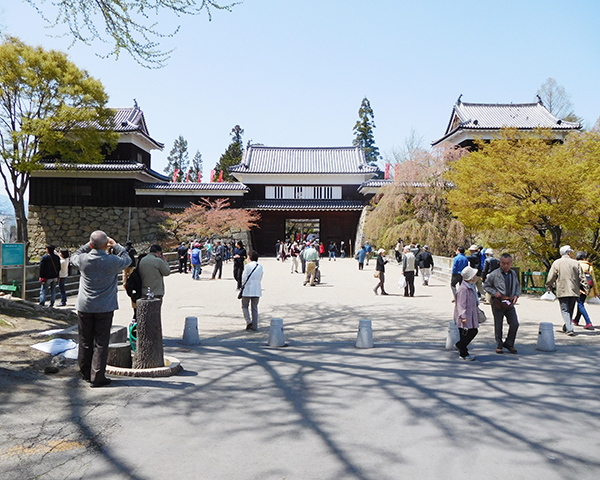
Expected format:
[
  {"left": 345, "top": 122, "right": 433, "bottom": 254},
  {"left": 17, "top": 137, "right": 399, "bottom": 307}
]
[{"left": 125, "top": 253, "right": 146, "bottom": 301}]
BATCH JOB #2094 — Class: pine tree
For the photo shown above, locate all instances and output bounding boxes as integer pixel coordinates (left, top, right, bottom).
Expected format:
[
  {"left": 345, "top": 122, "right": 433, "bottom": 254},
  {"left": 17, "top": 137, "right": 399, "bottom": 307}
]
[
  {"left": 352, "top": 97, "right": 381, "bottom": 165},
  {"left": 214, "top": 125, "right": 244, "bottom": 182},
  {"left": 189, "top": 150, "right": 203, "bottom": 182},
  {"left": 164, "top": 135, "right": 189, "bottom": 181}
]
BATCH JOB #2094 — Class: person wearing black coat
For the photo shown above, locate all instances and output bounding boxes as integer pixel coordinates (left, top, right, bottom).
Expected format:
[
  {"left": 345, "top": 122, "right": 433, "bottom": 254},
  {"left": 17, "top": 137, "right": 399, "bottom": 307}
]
[
  {"left": 233, "top": 241, "right": 248, "bottom": 289},
  {"left": 39, "top": 244, "right": 61, "bottom": 307},
  {"left": 416, "top": 245, "right": 435, "bottom": 286}
]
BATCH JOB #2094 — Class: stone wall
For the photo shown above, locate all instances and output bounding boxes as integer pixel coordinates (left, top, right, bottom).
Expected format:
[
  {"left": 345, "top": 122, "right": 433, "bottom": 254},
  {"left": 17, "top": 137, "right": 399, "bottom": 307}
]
[{"left": 27, "top": 205, "right": 166, "bottom": 259}]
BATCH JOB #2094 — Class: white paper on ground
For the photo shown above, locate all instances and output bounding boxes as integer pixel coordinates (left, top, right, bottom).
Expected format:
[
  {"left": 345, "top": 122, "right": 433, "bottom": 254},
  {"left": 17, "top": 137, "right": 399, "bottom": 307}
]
[{"left": 30, "top": 338, "right": 77, "bottom": 356}]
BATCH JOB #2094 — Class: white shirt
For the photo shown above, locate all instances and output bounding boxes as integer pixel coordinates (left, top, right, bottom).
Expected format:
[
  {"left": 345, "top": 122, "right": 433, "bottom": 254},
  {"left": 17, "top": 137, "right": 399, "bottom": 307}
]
[{"left": 241, "top": 261, "right": 264, "bottom": 297}]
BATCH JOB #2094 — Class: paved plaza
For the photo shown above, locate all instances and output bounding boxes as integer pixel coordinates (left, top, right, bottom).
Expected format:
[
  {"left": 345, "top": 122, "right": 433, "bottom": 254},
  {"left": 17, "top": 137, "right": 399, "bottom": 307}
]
[{"left": 1, "top": 257, "right": 600, "bottom": 479}]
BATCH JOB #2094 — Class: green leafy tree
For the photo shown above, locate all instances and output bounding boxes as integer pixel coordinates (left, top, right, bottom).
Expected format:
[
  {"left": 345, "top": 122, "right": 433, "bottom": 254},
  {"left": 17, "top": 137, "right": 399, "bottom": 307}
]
[
  {"left": 445, "top": 128, "right": 600, "bottom": 268},
  {"left": 25, "top": 0, "right": 239, "bottom": 68},
  {"left": 189, "top": 150, "right": 203, "bottom": 182},
  {"left": 164, "top": 135, "right": 189, "bottom": 181},
  {"left": 0, "top": 37, "right": 117, "bottom": 244},
  {"left": 214, "top": 125, "right": 243, "bottom": 182},
  {"left": 352, "top": 97, "right": 381, "bottom": 170}
]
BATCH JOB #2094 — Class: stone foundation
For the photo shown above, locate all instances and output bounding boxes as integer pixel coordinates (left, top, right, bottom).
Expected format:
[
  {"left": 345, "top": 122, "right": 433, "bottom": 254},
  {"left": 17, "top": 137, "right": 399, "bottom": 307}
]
[{"left": 27, "top": 205, "right": 166, "bottom": 258}]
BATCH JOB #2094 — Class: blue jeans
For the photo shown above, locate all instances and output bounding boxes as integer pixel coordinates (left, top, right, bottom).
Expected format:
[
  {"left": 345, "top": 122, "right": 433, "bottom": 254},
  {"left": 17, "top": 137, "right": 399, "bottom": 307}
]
[
  {"left": 329, "top": 252, "right": 336, "bottom": 260},
  {"left": 574, "top": 293, "right": 592, "bottom": 325},
  {"left": 59, "top": 277, "right": 67, "bottom": 305},
  {"left": 192, "top": 264, "right": 201, "bottom": 280},
  {"left": 40, "top": 278, "right": 57, "bottom": 306}
]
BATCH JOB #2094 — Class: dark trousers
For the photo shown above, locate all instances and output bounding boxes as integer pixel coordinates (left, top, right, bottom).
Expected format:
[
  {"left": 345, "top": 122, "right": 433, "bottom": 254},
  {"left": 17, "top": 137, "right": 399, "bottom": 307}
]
[
  {"left": 178, "top": 257, "right": 187, "bottom": 273},
  {"left": 456, "top": 327, "right": 478, "bottom": 357},
  {"left": 234, "top": 263, "right": 244, "bottom": 289},
  {"left": 374, "top": 272, "right": 386, "bottom": 294},
  {"left": 451, "top": 273, "right": 463, "bottom": 298},
  {"left": 492, "top": 305, "right": 519, "bottom": 348},
  {"left": 78, "top": 311, "right": 114, "bottom": 384},
  {"left": 212, "top": 259, "right": 223, "bottom": 279},
  {"left": 404, "top": 271, "right": 415, "bottom": 297}
]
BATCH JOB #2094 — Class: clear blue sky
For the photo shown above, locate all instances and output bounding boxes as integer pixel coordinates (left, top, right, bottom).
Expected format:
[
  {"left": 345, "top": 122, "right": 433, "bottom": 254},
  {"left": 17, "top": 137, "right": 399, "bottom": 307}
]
[{"left": 2, "top": 0, "right": 600, "bottom": 176}]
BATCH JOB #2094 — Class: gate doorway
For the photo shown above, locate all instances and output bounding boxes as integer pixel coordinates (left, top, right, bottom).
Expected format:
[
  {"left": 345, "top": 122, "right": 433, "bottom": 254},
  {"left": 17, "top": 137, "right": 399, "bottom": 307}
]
[{"left": 285, "top": 218, "right": 320, "bottom": 244}]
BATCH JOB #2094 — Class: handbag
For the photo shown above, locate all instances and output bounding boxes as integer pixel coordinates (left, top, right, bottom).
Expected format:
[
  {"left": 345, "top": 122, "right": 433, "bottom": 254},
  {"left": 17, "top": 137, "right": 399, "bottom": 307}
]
[
  {"left": 477, "top": 307, "right": 487, "bottom": 324},
  {"left": 492, "top": 296, "right": 513, "bottom": 310},
  {"left": 238, "top": 264, "right": 259, "bottom": 299},
  {"left": 398, "top": 275, "right": 406, "bottom": 289},
  {"left": 373, "top": 271, "right": 380, "bottom": 279},
  {"left": 540, "top": 291, "right": 556, "bottom": 302}
]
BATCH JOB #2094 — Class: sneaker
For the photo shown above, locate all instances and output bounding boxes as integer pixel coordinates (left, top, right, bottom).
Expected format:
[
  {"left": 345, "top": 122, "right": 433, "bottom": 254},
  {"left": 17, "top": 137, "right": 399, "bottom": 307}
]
[
  {"left": 504, "top": 345, "right": 518, "bottom": 354},
  {"left": 562, "top": 324, "right": 567, "bottom": 333},
  {"left": 495, "top": 347, "right": 504, "bottom": 354},
  {"left": 567, "top": 331, "right": 577, "bottom": 337},
  {"left": 572, "top": 320, "right": 580, "bottom": 326},
  {"left": 459, "top": 354, "right": 476, "bottom": 361},
  {"left": 584, "top": 324, "right": 595, "bottom": 330}
]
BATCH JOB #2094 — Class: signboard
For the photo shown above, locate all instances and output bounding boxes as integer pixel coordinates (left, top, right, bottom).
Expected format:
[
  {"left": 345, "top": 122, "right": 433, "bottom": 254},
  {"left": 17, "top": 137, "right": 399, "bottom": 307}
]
[{"left": 1, "top": 243, "right": 25, "bottom": 267}]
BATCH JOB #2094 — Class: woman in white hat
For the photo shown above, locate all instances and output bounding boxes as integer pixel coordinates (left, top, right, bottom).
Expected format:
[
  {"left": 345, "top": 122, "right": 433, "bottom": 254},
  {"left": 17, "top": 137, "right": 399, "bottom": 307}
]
[
  {"left": 453, "top": 265, "right": 480, "bottom": 360},
  {"left": 373, "top": 248, "right": 388, "bottom": 295}
]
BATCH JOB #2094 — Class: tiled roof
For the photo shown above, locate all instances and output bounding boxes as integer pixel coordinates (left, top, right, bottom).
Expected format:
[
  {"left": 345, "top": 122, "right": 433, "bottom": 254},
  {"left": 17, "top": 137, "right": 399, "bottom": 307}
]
[
  {"left": 40, "top": 161, "right": 169, "bottom": 181},
  {"left": 359, "top": 180, "right": 393, "bottom": 188},
  {"left": 432, "top": 99, "right": 581, "bottom": 145},
  {"left": 244, "top": 200, "right": 365, "bottom": 211},
  {"left": 230, "top": 146, "right": 378, "bottom": 175},
  {"left": 139, "top": 182, "right": 248, "bottom": 191}
]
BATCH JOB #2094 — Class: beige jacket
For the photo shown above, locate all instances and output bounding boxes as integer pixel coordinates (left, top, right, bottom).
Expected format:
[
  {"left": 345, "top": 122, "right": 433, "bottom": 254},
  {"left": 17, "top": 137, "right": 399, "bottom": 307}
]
[
  {"left": 546, "top": 255, "right": 588, "bottom": 298},
  {"left": 579, "top": 260, "right": 599, "bottom": 297}
]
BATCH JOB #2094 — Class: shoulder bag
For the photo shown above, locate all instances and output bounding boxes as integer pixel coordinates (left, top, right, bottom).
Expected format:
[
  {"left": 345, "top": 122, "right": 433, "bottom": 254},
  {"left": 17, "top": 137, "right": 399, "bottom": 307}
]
[{"left": 238, "top": 264, "right": 259, "bottom": 299}]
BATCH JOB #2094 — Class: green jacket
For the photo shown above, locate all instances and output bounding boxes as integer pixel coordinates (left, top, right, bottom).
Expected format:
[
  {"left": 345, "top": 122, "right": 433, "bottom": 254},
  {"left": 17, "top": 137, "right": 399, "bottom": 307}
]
[{"left": 138, "top": 252, "right": 171, "bottom": 297}]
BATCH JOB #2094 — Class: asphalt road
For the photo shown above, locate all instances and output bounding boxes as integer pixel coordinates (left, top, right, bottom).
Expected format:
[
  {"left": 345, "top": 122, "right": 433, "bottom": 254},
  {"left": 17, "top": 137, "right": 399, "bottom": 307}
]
[{"left": 1, "top": 258, "right": 599, "bottom": 479}]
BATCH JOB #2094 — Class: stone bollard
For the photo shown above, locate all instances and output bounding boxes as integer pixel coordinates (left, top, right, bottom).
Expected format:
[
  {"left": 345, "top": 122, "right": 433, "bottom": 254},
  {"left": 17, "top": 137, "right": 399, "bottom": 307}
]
[
  {"left": 268, "top": 318, "right": 286, "bottom": 347},
  {"left": 356, "top": 319, "right": 374, "bottom": 348},
  {"left": 133, "top": 297, "right": 164, "bottom": 369},
  {"left": 182, "top": 316, "right": 200, "bottom": 345},
  {"left": 446, "top": 321, "right": 460, "bottom": 350},
  {"left": 537, "top": 322, "right": 556, "bottom": 352}
]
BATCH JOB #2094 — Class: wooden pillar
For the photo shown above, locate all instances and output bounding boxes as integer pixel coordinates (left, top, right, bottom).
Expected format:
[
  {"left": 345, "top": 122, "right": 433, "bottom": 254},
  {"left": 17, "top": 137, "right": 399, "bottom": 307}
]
[{"left": 133, "top": 297, "right": 164, "bottom": 369}]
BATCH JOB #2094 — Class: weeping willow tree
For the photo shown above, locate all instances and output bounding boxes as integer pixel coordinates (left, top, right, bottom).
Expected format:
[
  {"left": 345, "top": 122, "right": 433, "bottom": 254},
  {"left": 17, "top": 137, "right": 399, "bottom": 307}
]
[{"left": 364, "top": 144, "right": 466, "bottom": 256}]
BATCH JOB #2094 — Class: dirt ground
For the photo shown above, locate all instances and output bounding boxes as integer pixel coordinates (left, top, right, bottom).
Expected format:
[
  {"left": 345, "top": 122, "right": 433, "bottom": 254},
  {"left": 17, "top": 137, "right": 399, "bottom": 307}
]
[{"left": 0, "top": 295, "right": 79, "bottom": 374}]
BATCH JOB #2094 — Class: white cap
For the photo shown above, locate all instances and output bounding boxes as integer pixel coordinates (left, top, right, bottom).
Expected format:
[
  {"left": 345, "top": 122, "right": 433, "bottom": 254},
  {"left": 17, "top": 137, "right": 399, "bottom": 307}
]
[
  {"left": 560, "top": 245, "right": 573, "bottom": 256},
  {"left": 461, "top": 266, "right": 478, "bottom": 281}
]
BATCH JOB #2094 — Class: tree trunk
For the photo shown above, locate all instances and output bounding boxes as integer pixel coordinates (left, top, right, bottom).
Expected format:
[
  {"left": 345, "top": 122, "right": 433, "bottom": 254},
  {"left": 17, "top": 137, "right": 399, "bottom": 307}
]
[
  {"left": 107, "top": 342, "right": 132, "bottom": 368},
  {"left": 133, "top": 297, "right": 164, "bottom": 369}
]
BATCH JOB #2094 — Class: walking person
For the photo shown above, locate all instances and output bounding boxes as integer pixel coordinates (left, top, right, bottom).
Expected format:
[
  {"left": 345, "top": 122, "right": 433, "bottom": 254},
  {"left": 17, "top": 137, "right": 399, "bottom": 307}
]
[
  {"left": 70, "top": 231, "right": 131, "bottom": 387},
  {"left": 416, "top": 245, "right": 434, "bottom": 286},
  {"left": 39, "top": 245, "right": 61, "bottom": 307},
  {"left": 356, "top": 245, "right": 367, "bottom": 270},
  {"left": 484, "top": 253, "right": 520, "bottom": 354},
  {"left": 328, "top": 241, "right": 337, "bottom": 261},
  {"left": 573, "top": 251, "right": 597, "bottom": 330},
  {"left": 240, "top": 250, "right": 263, "bottom": 331},
  {"left": 402, "top": 246, "right": 416, "bottom": 297},
  {"left": 211, "top": 240, "right": 225, "bottom": 279},
  {"left": 303, "top": 242, "right": 319, "bottom": 286},
  {"left": 58, "top": 249, "right": 70, "bottom": 306},
  {"left": 364, "top": 241, "right": 372, "bottom": 266},
  {"left": 451, "top": 247, "right": 469, "bottom": 301},
  {"left": 454, "top": 266, "right": 480, "bottom": 361},
  {"left": 546, "top": 245, "right": 589, "bottom": 337},
  {"left": 290, "top": 242, "right": 300, "bottom": 273},
  {"left": 233, "top": 241, "right": 247, "bottom": 289},
  {"left": 373, "top": 248, "right": 388, "bottom": 295}
]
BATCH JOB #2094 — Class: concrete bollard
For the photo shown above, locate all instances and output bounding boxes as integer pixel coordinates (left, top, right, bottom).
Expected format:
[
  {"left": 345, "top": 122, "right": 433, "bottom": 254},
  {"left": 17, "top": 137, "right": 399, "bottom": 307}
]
[
  {"left": 182, "top": 316, "right": 200, "bottom": 345},
  {"left": 356, "top": 319, "right": 374, "bottom": 348},
  {"left": 537, "top": 322, "right": 556, "bottom": 352},
  {"left": 268, "top": 318, "right": 286, "bottom": 347},
  {"left": 446, "top": 321, "right": 460, "bottom": 350}
]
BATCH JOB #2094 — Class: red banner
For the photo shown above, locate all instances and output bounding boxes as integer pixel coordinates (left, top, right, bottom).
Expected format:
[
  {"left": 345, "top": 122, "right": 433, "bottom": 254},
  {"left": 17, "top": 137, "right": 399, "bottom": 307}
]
[
  {"left": 394, "top": 163, "right": 400, "bottom": 179},
  {"left": 218, "top": 170, "right": 223, "bottom": 182},
  {"left": 384, "top": 163, "right": 390, "bottom": 180},
  {"left": 198, "top": 172, "right": 202, "bottom": 183},
  {"left": 185, "top": 169, "right": 190, "bottom": 182},
  {"left": 210, "top": 170, "right": 215, "bottom": 182},
  {"left": 172, "top": 169, "right": 179, "bottom": 182}
]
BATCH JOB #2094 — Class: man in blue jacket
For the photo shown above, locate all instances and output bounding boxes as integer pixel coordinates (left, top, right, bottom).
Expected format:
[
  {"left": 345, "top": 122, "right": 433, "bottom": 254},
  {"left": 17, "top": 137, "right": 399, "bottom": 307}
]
[{"left": 451, "top": 247, "right": 469, "bottom": 300}]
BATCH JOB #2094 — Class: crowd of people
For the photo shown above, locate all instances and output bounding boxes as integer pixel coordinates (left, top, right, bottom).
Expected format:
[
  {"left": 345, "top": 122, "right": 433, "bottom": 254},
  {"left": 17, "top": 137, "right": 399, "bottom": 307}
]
[{"left": 34, "top": 230, "right": 600, "bottom": 385}]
